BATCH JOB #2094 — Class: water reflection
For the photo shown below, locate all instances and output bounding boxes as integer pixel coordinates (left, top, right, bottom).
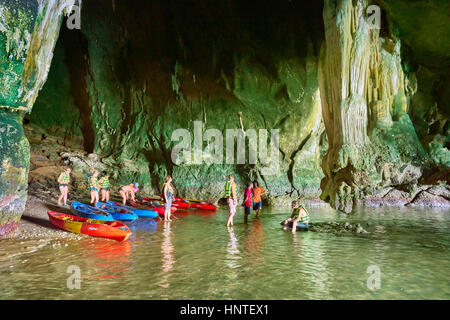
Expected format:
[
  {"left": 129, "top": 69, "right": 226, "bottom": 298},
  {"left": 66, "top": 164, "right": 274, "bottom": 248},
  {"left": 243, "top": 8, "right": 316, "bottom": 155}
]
[
  {"left": 127, "top": 219, "right": 158, "bottom": 233},
  {"left": 160, "top": 221, "right": 175, "bottom": 293},
  {"left": 245, "top": 219, "right": 265, "bottom": 271},
  {"left": 80, "top": 238, "right": 132, "bottom": 281},
  {"left": 226, "top": 227, "right": 241, "bottom": 269},
  {"left": 1, "top": 206, "right": 449, "bottom": 299}
]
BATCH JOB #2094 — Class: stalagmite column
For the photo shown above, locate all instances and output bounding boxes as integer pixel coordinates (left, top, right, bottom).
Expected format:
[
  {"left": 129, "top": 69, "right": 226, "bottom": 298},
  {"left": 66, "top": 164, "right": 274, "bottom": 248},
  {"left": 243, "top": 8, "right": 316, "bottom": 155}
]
[
  {"left": 0, "top": 0, "right": 78, "bottom": 236},
  {"left": 318, "top": 0, "right": 426, "bottom": 212}
]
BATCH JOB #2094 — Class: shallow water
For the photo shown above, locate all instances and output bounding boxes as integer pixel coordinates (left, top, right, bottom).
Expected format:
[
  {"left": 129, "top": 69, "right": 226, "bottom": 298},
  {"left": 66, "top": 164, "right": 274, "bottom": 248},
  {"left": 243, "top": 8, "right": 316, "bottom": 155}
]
[{"left": 0, "top": 206, "right": 449, "bottom": 299}]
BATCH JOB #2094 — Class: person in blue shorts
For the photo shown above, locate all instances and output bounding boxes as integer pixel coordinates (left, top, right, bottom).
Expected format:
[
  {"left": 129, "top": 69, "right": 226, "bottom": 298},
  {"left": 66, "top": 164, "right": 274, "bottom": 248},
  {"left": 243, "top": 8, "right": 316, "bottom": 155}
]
[{"left": 251, "top": 180, "right": 266, "bottom": 217}]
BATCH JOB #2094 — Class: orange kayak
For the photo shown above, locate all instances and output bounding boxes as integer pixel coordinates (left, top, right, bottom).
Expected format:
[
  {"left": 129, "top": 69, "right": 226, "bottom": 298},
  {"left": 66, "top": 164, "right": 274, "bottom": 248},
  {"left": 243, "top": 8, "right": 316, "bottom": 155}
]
[{"left": 48, "top": 211, "right": 132, "bottom": 242}]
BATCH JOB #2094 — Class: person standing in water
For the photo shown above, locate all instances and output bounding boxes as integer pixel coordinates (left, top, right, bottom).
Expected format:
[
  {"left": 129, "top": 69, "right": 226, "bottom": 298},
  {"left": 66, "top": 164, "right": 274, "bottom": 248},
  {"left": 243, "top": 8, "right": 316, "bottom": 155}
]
[
  {"left": 89, "top": 170, "right": 100, "bottom": 205},
  {"left": 162, "top": 176, "right": 174, "bottom": 221},
  {"left": 225, "top": 175, "right": 238, "bottom": 227},
  {"left": 98, "top": 172, "right": 110, "bottom": 202},
  {"left": 242, "top": 182, "right": 253, "bottom": 224},
  {"left": 283, "top": 201, "right": 310, "bottom": 233},
  {"left": 251, "top": 180, "right": 266, "bottom": 217},
  {"left": 119, "top": 183, "right": 137, "bottom": 205},
  {"left": 57, "top": 168, "right": 71, "bottom": 206}
]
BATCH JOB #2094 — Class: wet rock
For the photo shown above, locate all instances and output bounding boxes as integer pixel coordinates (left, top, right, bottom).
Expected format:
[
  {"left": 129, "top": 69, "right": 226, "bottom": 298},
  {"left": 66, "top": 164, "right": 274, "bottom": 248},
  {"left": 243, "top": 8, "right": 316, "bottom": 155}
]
[
  {"left": 407, "top": 191, "right": 450, "bottom": 208},
  {"left": 306, "top": 222, "right": 370, "bottom": 235}
]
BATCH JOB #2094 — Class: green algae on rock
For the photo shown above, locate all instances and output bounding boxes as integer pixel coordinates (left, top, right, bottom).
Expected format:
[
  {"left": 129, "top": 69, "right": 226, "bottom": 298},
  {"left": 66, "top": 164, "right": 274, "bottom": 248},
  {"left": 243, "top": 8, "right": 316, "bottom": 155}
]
[{"left": 0, "top": 0, "right": 78, "bottom": 236}]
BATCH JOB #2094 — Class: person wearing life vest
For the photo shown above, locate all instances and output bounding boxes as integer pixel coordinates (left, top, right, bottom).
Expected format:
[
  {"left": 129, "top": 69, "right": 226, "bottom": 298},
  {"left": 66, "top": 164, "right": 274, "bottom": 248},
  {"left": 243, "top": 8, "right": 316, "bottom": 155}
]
[
  {"left": 57, "top": 168, "right": 71, "bottom": 206},
  {"left": 98, "top": 172, "right": 110, "bottom": 202},
  {"left": 283, "top": 201, "right": 310, "bottom": 233},
  {"left": 89, "top": 170, "right": 100, "bottom": 205},
  {"left": 225, "top": 175, "right": 238, "bottom": 227}
]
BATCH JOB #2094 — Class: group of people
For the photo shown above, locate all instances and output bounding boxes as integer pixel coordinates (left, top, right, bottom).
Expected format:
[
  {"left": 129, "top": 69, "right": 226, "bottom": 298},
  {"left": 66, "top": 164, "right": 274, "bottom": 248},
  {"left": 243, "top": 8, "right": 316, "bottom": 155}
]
[
  {"left": 56, "top": 168, "right": 139, "bottom": 207},
  {"left": 224, "top": 174, "right": 310, "bottom": 232},
  {"left": 57, "top": 168, "right": 309, "bottom": 231},
  {"left": 224, "top": 174, "right": 267, "bottom": 227}
]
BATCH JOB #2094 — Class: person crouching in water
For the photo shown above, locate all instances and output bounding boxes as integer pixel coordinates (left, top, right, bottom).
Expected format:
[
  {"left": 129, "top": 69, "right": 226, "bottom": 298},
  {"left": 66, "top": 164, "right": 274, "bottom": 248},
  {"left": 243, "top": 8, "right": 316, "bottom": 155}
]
[
  {"left": 225, "top": 175, "right": 238, "bottom": 227},
  {"left": 162, "top": 176, "right": 174, "bottom": 221},
  {"left": 283, "top": 201, "right": 310, "bottom": 233},
  {"left": 98, "top": 172, "right": 110, "bottom": 202},
  {"left": 119, "top": 183, "right": 137, "bottom": 205},
  {"left": 242, "top": 181, "right": 253, "bottom": 224},
  {"left": 89, "top": 170, "right": 100, "bottom": 206},
  {"left": 57, "top": 168, "right": 71, "bottom": 206}
]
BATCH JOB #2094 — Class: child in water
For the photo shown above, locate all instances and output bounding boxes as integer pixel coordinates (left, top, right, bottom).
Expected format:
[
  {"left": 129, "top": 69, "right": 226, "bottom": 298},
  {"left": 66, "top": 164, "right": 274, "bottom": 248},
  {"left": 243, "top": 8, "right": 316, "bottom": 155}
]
[
  {"left": 98, "top": 172, "right": 110, "bottom": 202},
  {"left": 242, "top": 182, "right": 253, "bottom": 224},
  {"left": 57, "top": 168, "right": 71, "bottom": 206},
  {"left": 283, "top": 201, "right": 310, "bottom": 233}
]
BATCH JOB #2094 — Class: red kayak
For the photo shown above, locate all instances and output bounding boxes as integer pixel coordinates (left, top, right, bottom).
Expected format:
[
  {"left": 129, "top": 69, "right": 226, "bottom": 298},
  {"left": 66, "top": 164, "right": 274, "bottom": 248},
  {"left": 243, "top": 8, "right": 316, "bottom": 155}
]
[
  {"left": 47, "top": 211, "right": 132, "bottom": 242},
  {"left": 142, "top": 197, "right": 191, "bottom": 209},
  {"left": 129, "top": 199, "right": 177, "bottom": 216},
  {"left": 173, "top": 196, "right": 217, "bottom": 211}
]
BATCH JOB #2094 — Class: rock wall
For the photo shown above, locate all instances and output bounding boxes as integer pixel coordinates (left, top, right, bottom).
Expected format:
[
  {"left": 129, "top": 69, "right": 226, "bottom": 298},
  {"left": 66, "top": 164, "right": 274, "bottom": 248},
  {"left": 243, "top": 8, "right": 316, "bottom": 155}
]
[
  {"left": 1, "top": 0, "right": 448, "bottom": 236},
  {"left": 28, "top": 0, "right": 328, "bottom": 204},
  {"left": 318, "top": 0, "right": 449, "bottom": 212},
  {"left": 0, "top": 0, "right": 77, "bottom": 235}
]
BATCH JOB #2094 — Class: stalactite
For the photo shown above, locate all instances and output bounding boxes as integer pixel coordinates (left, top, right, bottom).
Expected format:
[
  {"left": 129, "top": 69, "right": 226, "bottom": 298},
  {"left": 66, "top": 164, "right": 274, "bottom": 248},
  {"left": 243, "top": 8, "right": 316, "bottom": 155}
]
[{"left": 319, "top": 0, "right": 426, "bottom": 213}]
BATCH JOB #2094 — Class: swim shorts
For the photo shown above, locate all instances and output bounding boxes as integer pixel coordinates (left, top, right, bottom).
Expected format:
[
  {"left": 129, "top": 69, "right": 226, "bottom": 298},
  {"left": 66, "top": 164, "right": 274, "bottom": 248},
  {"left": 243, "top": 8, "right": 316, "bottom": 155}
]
[
  {"left": 227, "top": 198, "right": 237, "bottom": 215},
  {"left": 253, "top": 201, "right": 262, "bottom": 210}
]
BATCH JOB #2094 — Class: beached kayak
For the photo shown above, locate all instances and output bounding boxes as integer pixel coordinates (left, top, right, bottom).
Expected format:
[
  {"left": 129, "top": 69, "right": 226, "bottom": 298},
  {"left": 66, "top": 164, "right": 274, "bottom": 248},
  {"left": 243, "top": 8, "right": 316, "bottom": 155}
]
[
  {"left": 95, "top": 202, "right": 138, "bottom": 222},
  {"left": 71, "top": 202, "right": 114, "bottom": 221},
  {"left": 129, "top": 199, "right": 177, "bottom": 216},
  {"left": 107, "top": 201, "right": 158, "bottom": 218},
  {"left": 143, "top": 197, "right": 191, "bottom": 209},
  {"left": 48, "top": 211, "right": 132, "bottom": 241},
  {"left": 173, "top": 196, "right": 217, "bottom": 211}
]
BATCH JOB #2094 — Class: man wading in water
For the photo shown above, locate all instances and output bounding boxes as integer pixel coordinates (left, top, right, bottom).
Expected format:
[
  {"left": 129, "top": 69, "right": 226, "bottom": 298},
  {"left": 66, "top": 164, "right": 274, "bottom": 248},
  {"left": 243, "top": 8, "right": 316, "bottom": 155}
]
[{"left": 225, "top": 175, "right": 238, "bottom": 227}]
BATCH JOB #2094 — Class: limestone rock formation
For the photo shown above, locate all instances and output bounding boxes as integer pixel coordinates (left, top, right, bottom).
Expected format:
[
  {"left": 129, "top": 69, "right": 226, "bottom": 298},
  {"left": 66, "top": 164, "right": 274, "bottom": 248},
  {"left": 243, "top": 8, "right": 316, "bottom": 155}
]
[
  {"left": 0, "top": 0, "right": 449, "bottom": 236},
  {"left": 0, "top": 0, "right": 77, "bottom": 235},
  {"left": 318, "top": 0, "right": 433, "bottom": 212},
  {"left": 27, "top": 0, "right": 328, "bottom": 204}
]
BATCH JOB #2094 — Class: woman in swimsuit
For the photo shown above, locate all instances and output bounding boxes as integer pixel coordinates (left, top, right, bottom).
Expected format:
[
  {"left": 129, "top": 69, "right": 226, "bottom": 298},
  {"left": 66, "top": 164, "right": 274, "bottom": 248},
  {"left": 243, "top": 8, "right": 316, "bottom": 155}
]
[
  {"left": 162, "top": 176, "right": 174, "bottom": 221},
  {"left": 57, "top": 168, "right": 71, "bottom": 206},
  {"left": 89, "top": 170, "right": 100, "bottom": 205}
]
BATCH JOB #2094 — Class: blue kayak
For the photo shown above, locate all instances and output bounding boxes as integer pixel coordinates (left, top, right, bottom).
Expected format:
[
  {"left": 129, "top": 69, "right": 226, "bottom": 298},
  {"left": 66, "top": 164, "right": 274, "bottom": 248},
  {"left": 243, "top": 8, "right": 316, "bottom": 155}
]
[
  {"left": 96, "top": 202, "right": 138, "bottom": 222},
  {"left": 107, "top": 201, "right": 158, "bottom": 218},
  {"left": 71, "top": 202, "right": 114, "bottom": 221}
]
